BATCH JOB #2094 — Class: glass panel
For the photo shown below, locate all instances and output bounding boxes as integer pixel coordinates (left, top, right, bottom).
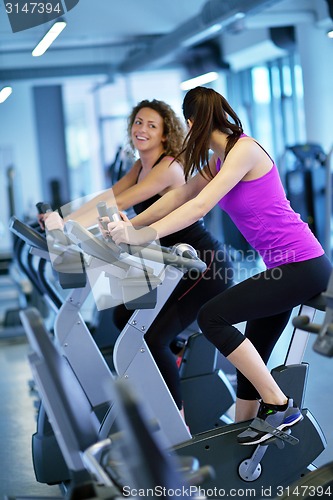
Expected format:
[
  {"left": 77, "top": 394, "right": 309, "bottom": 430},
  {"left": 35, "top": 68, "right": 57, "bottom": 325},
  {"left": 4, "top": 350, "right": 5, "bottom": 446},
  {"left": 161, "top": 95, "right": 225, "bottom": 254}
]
[
  {"left": 251, "top": 66, "right": 273, "bottom": 153},
  {"left": 294, "top": 63, "right": 306, "bottom": 144},
  {"left": 128, "top": 69, "right": 184, "bottom": 118},
  {"left": 98, "top": 76, "right": 132, "bottom": 118},
  {"left": 63, "top": 79, "right": 103, "bottom": 200},
  {"left": 282, "top": 63, "right": 293, "bottom": 97}
]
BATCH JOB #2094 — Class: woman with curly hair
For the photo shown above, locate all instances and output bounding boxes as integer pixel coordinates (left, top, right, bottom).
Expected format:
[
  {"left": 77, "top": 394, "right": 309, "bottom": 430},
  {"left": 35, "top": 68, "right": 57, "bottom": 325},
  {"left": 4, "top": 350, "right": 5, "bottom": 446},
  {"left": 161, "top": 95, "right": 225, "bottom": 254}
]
[
  {"left": 56, "top": 99, "right": 187, "bottom": 228},
  {"left": 44, "top": 98, "right": 234, "bottom": 416}
]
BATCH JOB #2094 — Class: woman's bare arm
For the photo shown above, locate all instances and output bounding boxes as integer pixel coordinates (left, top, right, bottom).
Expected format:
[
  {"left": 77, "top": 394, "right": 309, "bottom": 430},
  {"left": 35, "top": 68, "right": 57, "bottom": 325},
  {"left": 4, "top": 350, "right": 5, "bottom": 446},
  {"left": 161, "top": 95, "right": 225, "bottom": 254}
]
[
  {"left": 62, "top": 157, "right": 184, "bottom": 228},
  {"left": 114, "top": 157, "right": 184, "bottom": 212},
  {"left": 149, "top": 141, "right": 258, "bottom": 238},
  {"left": 62, "top": 161, "right": 141, "bottom": 227},
  {"left": 109, "top": 141, "right": 258, "bottom": 244},
  {"left": 131, "top": 169, "right": 210, "bottom": 227}
]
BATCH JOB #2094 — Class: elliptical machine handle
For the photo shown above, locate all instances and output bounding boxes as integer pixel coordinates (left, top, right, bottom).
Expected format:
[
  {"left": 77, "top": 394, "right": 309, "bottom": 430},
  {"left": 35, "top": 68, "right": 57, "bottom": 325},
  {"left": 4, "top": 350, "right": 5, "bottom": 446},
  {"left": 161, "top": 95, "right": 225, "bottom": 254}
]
[
  {"left": 97, "top": 201, "right": 142, "bottom": 255},
  {"left": 97, "top": 201, "right": 122, "bottom": 224},
  {"left": 292, "top": 315, "right": 322, "bottom": 334},
  {"left": 96, "top": 201, "right": 207, "bottom": 273},
  {"left": 36, "top": 202, "right": 69, "bottom": 248}
]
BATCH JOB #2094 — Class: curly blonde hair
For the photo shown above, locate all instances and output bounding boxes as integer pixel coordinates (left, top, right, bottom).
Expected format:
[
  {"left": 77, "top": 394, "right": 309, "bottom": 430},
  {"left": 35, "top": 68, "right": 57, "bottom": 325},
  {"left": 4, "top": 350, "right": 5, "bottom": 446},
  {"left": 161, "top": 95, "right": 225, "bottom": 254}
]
[{"left": 127, "top": 99, "right": 186, "bottom": 158}]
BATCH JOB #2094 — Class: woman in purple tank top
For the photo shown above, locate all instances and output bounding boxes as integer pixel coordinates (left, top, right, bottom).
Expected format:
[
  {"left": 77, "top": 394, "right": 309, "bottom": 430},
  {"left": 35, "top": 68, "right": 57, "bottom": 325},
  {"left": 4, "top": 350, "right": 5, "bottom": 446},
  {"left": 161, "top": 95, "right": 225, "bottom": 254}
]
[{"left": 109, "top": 86, "right": 332, "bottom": 445}]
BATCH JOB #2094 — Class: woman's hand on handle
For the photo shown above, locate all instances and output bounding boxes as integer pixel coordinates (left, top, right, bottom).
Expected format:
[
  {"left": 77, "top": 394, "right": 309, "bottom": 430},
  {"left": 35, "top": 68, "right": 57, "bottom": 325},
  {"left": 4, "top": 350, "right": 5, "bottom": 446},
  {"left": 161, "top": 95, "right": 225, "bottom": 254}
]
[
  {"left": 98, "top": 216, "right": 111, "bottom": 239},
  {"left": 44, "top": 212, "right": 65, "bottom": 231},
  {"left": 98, "top": 210, "right": 129, "bottom": 240},
  {"left": 37, "top": 213, "right": 46, "bottom": 231},
  {"left": 108, "top": 218, "right": 157, "bottom": 246}
]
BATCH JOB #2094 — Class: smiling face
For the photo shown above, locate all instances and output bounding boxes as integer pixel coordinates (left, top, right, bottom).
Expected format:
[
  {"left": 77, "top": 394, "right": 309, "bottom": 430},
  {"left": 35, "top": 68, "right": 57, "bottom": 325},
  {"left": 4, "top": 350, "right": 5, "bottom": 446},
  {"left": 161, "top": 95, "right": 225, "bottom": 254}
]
[{"left": 131, "top": 107, "right": 166, "bottom": 153}]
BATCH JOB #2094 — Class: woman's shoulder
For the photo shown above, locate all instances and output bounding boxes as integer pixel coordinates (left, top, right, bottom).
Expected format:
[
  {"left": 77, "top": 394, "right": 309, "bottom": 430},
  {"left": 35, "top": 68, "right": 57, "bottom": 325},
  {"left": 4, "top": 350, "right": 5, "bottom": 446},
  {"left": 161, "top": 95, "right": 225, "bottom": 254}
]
[
  {"left": 235, "top": 134, "right": 269, "bottom": 158},
  {"left": 238, "top": 134, "right": 264, "bottom": 150},
  {"left": 159, "top": 154, "right": 176, "bottom": 164},
  {"left": 157, "top": 155, "right": 183, "bottom": 170},
  {"left": 237, "top": 134, "right": 256, "bottom": 145}
]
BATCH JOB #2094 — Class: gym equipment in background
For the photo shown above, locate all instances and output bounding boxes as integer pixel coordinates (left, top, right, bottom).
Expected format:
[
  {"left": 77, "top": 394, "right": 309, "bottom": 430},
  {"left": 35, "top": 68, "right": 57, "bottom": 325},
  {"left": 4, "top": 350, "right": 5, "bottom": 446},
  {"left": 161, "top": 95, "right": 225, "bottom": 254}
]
[{"left": 284, "top": 143, "right": 330, "bottom": 249}]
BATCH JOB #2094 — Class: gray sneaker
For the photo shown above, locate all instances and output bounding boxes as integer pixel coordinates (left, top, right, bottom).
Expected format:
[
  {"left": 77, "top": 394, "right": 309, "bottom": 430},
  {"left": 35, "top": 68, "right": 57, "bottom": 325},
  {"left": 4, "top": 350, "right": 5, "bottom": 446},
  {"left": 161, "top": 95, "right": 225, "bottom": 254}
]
[{"left": 237, "top": 398, "right": 303, "bottom": 445}]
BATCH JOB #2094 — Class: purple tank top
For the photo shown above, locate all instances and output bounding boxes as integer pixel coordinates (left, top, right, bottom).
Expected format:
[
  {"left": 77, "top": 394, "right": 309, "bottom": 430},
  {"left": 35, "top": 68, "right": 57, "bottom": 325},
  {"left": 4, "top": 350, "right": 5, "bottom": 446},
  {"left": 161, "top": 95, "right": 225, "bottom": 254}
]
[{"left": 216, "top": 144, "right": 324, "bottom": 268}]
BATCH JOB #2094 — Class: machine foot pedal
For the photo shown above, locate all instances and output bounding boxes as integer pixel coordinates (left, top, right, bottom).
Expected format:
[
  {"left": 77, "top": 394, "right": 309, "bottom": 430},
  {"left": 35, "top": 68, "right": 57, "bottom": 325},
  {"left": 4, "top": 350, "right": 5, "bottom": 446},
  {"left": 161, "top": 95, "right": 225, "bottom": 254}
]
[{"left": 250, "top": 418, "right": 299, "bottom": 445}]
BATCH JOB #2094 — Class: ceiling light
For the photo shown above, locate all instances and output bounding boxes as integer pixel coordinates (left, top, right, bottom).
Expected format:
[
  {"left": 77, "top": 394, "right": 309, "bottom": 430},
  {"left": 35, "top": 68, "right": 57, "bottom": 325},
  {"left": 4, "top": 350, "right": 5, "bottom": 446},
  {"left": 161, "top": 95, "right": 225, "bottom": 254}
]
[
  {"left": 327, "top": 28, "right": 333, "bottom": 38},
  {"left": 0, "top": 86, "right": 13, "bottom": 103},
  {"left": 180, "top": 71, "right": 219, "bottom": 91},
  {"left": 32, "top": 20, "right": 67, "bottom": 57}
]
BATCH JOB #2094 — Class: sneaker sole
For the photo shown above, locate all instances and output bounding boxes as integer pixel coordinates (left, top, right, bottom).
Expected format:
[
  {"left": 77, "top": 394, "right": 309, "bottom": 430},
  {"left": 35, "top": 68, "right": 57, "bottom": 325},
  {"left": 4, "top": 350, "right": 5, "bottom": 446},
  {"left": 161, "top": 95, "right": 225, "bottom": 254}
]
[{"left": 238, "top": 413, "right": 304, "bottom": 446}]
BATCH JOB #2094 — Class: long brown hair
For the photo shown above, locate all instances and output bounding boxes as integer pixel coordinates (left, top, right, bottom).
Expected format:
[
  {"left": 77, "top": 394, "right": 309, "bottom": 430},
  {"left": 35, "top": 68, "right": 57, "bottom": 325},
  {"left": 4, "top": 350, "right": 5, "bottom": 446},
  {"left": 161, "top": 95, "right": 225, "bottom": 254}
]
[
  {"left": 127, "top": 99, "right": 186, "bottom": 158},
  {"left": 181, "top": 87, "right": 243, "bottom": 180}
]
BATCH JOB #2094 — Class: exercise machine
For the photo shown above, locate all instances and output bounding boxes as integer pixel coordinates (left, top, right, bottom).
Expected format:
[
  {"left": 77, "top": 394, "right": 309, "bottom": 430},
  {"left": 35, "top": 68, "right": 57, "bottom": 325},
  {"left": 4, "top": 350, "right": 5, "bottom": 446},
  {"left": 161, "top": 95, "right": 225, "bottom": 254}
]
[
  {"left": 19, "top": 307, "right": 209, "bottom": 499},
  {"left": 284, "top": 143, "right": 331, "bottom": 250},
  {"left": 9, "top": 215, "right": 233, "bottom": 484},
  {"left": 95, "top": 199, "right": 236, "bottom": 433},
  {"left": 29, "top": 214, "right": 326, "bottom": 496},
  {"left": 271, "top": 267, "right": 333, "bottom": 499},
  {"left": 0, "top": 161, "right": 31, "bottom": 340}
]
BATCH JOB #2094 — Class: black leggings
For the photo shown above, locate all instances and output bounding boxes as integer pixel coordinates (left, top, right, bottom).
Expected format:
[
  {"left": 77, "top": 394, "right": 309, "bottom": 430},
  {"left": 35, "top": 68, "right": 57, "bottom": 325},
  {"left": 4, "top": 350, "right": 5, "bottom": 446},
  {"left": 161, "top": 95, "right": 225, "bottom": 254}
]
[
  {"left": 114, "top": 241, "right": 234, "bottom": 409},
  {"left": 197, "top": 254, "right": 332, "bottom": 400}
]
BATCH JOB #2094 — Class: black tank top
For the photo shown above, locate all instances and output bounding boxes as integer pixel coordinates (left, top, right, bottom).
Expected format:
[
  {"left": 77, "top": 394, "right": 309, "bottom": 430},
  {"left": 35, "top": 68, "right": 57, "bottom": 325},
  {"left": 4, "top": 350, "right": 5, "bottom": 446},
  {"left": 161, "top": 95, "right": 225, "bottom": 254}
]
[
  {"left": 132, "top": 152, "right": 166, "bottom": 216},
  {"left": 132, "top": 154, "right": 222, "bottom": 252}
]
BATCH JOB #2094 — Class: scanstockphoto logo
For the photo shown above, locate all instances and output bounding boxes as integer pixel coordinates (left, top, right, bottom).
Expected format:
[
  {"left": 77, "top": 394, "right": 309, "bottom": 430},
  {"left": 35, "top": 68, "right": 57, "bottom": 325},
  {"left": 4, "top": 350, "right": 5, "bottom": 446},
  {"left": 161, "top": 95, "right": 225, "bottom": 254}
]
[{"left": 2, "top": 0, "right": 79, "bottom": 33}]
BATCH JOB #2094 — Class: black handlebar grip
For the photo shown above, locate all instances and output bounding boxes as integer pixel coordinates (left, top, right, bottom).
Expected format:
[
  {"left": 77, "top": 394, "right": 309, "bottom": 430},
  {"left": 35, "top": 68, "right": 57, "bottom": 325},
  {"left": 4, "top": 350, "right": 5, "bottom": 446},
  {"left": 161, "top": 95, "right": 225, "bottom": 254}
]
[
  {"left": 292, "top": 315, "right": 321, "bottom": 334},
  {"left": 36, "top": 202, "right": 52, "bottom": 214},
  {"left": 292, "top": 315, "right": 310, "bottom": 329},
  {"left": 36, "top": 202, "right": 45, "bottom": 214},
  {"left": 36, "top": 202, "right": 68, "bottom": 247},
  {"left": 36, "top": 202, "right": 52, "bottom": 230}
]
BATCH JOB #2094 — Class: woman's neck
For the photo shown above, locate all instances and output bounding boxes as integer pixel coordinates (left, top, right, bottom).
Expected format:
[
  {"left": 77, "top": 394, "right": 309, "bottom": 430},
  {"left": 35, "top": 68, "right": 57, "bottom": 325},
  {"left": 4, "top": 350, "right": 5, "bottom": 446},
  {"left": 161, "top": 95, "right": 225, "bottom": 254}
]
[
  {"left": 210, "top": 130, "right": 228, "bottom": 157},
  {"left": 139, "top": 148, "right": 166, "bottom": 170}
]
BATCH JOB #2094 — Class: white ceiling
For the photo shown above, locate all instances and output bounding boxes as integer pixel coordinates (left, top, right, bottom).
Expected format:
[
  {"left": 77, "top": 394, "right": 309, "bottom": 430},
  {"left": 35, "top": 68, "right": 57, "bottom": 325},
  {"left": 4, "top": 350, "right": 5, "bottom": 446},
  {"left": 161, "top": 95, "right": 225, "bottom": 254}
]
[
  {"left": 0, "top": 0, "right": 208, "bottom": 50},
  {"left": 0, "top": 0, "right": 331, "bottom": 80}
]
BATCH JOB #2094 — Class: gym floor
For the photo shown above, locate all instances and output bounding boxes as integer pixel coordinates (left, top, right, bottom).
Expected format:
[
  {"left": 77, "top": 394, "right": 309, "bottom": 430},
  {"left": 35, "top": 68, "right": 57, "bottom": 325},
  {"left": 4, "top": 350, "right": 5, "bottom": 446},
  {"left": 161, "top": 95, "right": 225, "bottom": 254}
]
[{"left": 0, "top": 277, "right": 332, "bottom": 499}]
